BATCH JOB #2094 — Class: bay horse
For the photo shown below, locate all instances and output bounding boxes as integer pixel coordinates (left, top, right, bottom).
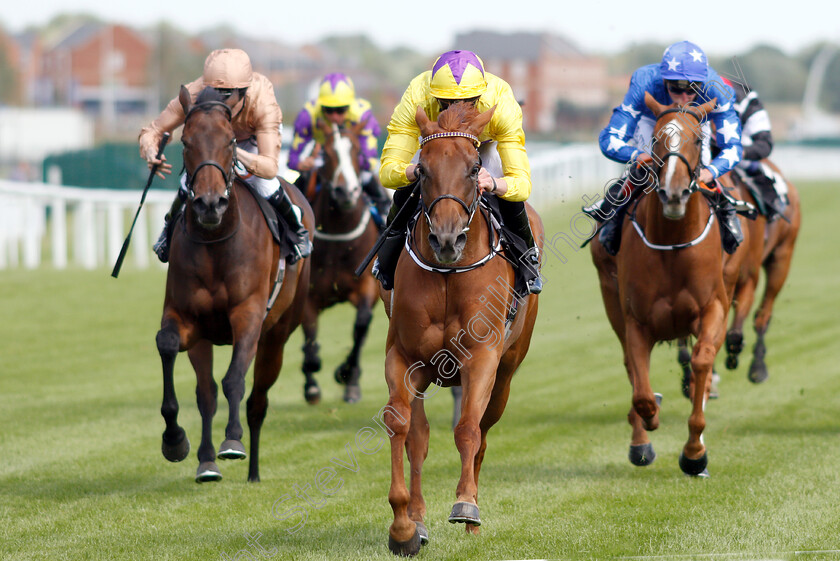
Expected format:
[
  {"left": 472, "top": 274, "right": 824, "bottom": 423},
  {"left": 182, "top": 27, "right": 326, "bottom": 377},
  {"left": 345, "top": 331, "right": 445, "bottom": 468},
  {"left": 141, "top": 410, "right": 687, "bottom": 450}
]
[
  {"left": 682, "top": 161, "right": 801, "bottom": 384},
  {"left": 300, "top": 119, "right": 381, "bottom": 404},
  {"left": 156, "top": 86, "right": 314, "bottom": 482},
  {"left": 590, "top": 92, "right": 742, "bottom": 477},
  {"left": 380, "top": 103, "right": 542, "bottom": 556}
]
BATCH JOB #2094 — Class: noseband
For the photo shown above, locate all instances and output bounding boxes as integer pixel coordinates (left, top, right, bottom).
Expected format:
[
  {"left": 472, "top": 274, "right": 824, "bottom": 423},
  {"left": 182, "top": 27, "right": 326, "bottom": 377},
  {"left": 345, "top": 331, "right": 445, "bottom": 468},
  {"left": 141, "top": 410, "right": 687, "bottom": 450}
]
[
  {"left": 652, "top": 107, "right": 705, "bottom": 195},
  {"left": 418, "top": 132, "right": 482, "bottom": 233},
  {"left": 183, "top": 101, "right": 237, "bottom": 200}
]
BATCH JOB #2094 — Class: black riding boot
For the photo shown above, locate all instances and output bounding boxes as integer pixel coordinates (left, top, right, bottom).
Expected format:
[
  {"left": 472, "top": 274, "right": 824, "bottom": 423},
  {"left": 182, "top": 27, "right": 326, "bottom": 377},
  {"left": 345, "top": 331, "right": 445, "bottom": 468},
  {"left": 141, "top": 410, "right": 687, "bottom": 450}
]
[
  {"left": 717, "top": 198, "right": 744, "bottom": 255},
  {"left": 268, "top": 187, "right": 312, "bottom": 263},
  {"left": 371, "top": 183, "right": 420, "bottom": 290},
  {"left": 362, "top": 176, "right": 391, "bottom": 231},
  {"left": 751, "top": 171, "right": 787, "bottom": 221},
  {"left": 583, "top": 179, "right": 631, "bottom": 256},
  {"left": 498, "top": 199, "right": 543, "bottom": 295},
  {"left": 293, "top": 170, "right": 312, "bottom": 194},
  {"left": 153, "top": 189, "right": 187, "bottom": 263}
]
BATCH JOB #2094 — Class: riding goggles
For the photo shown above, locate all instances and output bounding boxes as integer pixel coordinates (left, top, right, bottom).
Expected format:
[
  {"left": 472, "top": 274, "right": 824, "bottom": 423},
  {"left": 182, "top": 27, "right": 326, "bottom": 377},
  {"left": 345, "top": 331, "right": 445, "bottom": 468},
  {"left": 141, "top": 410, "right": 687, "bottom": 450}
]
[{"left": 665, "top": 80, "right": 702, "bottom": 95}]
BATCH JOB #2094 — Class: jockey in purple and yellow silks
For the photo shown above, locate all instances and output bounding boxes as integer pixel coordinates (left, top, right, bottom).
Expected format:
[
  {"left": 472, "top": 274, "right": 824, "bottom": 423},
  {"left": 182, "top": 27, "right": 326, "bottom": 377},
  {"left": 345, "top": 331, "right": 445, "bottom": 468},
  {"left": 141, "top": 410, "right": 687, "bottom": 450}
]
[
  {"left": 287, "top": 73, "right": 391, "bottom": 221},
  {"left": 139, "top": 48, "right": 311, "bottom": 263},
  {"left": 373, "top": 49, "right": 542, "bottom": 295},
  {"left": 583, "top": 41, "right": 745, "bottom": 255}
]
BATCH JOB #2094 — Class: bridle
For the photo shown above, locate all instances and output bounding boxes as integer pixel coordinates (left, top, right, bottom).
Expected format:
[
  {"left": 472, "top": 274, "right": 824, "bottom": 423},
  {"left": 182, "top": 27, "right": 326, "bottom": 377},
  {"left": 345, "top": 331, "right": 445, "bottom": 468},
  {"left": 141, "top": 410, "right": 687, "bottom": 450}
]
[
  {"left": 319, "top": 123, "right": 362, "bottom": 202},
  {"left": 183, "top": 101, "right": 237, "bottom": 201},
  {"left": 650, "top": 106, "right": 705, "bottom": 196},
  {"left": 417, "top": 131, "right": 482, "bottom": 234},
  {"left": 627, "top": 106, "right": 717, "bottom": 251}
]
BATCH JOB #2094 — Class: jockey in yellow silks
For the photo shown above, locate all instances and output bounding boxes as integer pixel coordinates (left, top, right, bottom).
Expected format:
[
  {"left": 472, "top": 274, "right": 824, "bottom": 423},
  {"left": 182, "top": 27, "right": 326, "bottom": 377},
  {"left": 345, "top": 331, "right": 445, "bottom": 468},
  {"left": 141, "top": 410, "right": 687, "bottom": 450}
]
[
  {"left": 287, "top": 73, "right": 391, "bottom": 222},
  {"left": 374, "top": 49, "right": 542, "bottom": 295},
  {"left": 138, "top": 48, "right": 311, "bottom": 263}
]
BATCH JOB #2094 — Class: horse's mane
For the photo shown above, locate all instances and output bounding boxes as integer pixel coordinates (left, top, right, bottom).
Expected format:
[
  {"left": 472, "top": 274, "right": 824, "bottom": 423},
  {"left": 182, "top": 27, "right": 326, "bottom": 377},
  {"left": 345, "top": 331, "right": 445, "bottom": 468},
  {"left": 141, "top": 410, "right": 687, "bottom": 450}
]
[{"left": 438, "top": 102, "right": 480, "bottom": 132}]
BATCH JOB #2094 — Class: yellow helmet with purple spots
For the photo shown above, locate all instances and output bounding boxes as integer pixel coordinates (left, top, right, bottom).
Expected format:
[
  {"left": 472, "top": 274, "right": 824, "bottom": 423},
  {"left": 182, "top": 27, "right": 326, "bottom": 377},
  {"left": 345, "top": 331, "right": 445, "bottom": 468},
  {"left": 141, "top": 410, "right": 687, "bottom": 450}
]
[{"left": 429, "top": 50, "right": 487, "bottom": 99}]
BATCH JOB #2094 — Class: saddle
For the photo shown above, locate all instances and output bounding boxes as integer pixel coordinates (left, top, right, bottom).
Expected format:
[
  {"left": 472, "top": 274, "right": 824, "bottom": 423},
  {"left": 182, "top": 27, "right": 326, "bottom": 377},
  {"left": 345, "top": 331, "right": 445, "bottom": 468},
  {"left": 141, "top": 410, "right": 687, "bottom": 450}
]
[
  {"left": 733, "top": 166, "right": 790, "bottom": 221},
  {"left": 242, "top": 180, "right": 294, "bottom": 260},
  {"left": 479, "top": 194, "right": 531, "bottom": 298}
]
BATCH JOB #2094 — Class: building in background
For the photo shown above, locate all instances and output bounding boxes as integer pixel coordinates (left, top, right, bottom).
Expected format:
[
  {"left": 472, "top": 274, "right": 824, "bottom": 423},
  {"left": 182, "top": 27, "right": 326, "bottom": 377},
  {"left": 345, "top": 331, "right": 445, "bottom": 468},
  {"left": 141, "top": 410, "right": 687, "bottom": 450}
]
[
  {"left": 453, "top": 31, "right": 613, "bottom": 136},
  {"left": 39, "top": 23, "right": 154, "bottom": 127}
]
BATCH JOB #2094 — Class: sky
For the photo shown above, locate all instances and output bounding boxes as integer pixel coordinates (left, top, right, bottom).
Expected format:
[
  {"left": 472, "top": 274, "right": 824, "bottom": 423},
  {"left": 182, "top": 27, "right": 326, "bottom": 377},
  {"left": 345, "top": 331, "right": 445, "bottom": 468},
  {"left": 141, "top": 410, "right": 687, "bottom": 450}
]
[{"left": 2, "top": 0, "right": 838, "bottom": 57}]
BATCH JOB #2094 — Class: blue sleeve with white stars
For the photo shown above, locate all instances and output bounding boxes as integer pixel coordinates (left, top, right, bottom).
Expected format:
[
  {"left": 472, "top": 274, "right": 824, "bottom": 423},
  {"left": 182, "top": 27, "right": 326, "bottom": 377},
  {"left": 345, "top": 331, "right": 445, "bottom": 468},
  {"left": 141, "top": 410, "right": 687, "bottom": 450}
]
[
  {"left": 598, "top": 65, "right": 658, "bottom": 164},
  {"left": 698, "top": 67, "right": 743, "bottom": 178}
]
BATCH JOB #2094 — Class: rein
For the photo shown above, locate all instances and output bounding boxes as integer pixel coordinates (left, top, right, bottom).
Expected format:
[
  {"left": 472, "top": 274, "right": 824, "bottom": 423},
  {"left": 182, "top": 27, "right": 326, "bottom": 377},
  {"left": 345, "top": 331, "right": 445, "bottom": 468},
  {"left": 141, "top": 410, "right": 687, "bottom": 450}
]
[
  {"left": 627, "top": 204, "right": 716, "bottom": 251},
  {"left": 313, "top": 205, "right": 371, "bottom": 242}
]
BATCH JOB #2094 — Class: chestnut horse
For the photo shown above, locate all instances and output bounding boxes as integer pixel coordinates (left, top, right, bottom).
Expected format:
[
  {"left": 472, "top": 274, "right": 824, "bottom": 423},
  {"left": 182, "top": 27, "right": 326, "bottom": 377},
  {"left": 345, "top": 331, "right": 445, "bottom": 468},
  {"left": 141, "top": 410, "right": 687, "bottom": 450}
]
[
  {"left": 380, "top": 103, "right": 542, "bottom": 555},
  {"left": 690, "top": 161, "right": 801, "bottom": 383},
  {"left": 300, "top": 120, "right": 381, "bottom": 404},
  {"left": 590, "top": 92, "right": 740, "bottom": 477},
  {"left": 156, "top": 86, "right": 313, "bottom": 482}
]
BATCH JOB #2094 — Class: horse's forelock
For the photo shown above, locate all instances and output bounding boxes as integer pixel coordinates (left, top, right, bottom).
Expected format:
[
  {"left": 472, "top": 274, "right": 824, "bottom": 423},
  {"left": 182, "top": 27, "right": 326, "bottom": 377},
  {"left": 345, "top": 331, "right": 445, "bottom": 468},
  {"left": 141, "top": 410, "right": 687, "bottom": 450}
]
[
  {"left": 438, "top": 102, "right": 480, "bottom": 132},
  {"left": 196, "top": 86, "right": 226, "bottom": 105}
]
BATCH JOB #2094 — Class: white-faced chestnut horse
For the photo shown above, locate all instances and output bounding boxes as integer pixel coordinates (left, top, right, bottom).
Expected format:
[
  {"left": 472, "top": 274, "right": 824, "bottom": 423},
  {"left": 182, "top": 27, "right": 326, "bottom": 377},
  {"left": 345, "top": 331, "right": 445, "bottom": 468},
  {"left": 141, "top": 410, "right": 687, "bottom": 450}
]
[{"left": 590, "top": 92, "right": 746, "bottom": 478}]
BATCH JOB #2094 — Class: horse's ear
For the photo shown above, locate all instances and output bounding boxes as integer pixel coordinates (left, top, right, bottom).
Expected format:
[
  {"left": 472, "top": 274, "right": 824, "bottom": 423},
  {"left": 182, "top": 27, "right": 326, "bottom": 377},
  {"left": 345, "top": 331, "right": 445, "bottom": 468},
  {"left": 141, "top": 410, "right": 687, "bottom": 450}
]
[
  {"left": 415, "top": 105, "right": 433, "bottom": 136},
  {"left": 468, "top": 104, "right": 496, "bottom": 137},
  {"left": 644, "top": 92, "right": 664, "bottom": 117},
  {"left": 179, "top": 85, "right": 191, "bottom": 115},
  {"left": 696, "top": 97, "right": 717, "bottom": 121}
]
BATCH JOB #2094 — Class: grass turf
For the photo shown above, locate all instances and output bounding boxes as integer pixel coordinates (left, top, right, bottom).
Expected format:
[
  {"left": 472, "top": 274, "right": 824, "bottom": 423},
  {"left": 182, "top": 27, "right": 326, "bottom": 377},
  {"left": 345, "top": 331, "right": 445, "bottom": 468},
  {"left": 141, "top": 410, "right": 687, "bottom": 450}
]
[{"left": 1, "top": 181, "right": 838, "bottom": 560}]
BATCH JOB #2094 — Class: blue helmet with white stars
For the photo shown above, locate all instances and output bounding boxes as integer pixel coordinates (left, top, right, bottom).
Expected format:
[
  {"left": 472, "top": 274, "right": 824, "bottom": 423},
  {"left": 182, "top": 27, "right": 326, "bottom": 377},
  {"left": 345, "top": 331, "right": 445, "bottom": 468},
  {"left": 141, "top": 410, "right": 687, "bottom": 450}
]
[{"left": 660, "top": 41, "right": 708, "bottom": 82}]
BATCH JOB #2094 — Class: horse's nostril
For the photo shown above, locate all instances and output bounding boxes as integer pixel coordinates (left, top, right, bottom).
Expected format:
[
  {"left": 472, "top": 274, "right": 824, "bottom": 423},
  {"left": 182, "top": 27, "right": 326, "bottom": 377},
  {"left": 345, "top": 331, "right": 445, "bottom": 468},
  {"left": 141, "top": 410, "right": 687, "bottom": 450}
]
[
  {"left": 428, "top": 233, "right": 440, "bottom": 251},
  {"left": 455, "top": 233, "right": 467, "bottom": 249}
]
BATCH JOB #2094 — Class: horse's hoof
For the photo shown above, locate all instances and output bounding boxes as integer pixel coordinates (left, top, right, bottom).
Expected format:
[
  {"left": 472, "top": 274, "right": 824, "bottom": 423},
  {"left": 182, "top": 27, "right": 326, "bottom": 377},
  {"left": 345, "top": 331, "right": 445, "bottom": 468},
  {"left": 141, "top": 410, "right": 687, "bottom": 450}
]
[
  {"left": 218, "top": 439, "right": 246, "bottom": 460},
  {"left": 726, "top": 331, "right": 744, "bottom": 355},
  {"left": 628, "top": 442, "right": 656, "bottom": 466},
  {"left": 448, "top": 501, "right": 481, "bottom": 525},
  {"left": 679, "top": 451, "right": 708, "bottom": 476},
  {"left": 161, "top": 429, "right": 190, "bottom": 463},
  {"left": 748, "top": 360, "right": 768, "bottom": 384},
  {"left": 387, "top": 527, "right": 421, "bottom": 557},
  {"left": 415, "top": 521, "right": 429, "bottom": 546},
  {"left": 654, "top": 393, "right": 662, "bottom": 407},
  {"left": 343, "top": 384, "right": 362, "bottom": 404},
  {"left": 725, "top": 354, "right": 739, "bottom": 370},
  {"left": 195, "top": 461, "right": 222, "bottom": 483},
  {"left": 304, "top": 382, "right": 321, "bottom": 405},
  {"left": 687, "top": 468, "right": 710, "bottom": 478},
  {"left": 334, "top": 363, "right": 361, "bottom": 386}
]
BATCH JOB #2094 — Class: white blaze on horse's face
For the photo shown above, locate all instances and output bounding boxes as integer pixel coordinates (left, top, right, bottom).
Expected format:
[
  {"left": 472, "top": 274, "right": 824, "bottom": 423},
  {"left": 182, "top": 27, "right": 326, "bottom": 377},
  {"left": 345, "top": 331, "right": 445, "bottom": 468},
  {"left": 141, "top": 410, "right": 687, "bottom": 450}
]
[
  {"left": 660, "top": 119, "right": 690, "bottom": 220},
  {"left": 330, "top": 123, "right": 362, "bottom": 207}
]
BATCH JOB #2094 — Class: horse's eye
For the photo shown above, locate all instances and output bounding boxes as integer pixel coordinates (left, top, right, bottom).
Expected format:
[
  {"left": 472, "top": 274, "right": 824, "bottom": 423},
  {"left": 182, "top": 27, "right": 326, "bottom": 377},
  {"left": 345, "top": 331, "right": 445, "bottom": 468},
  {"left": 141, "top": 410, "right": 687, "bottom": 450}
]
[{"left": 471, "top": 165, "right": 480, "bottom": 177}]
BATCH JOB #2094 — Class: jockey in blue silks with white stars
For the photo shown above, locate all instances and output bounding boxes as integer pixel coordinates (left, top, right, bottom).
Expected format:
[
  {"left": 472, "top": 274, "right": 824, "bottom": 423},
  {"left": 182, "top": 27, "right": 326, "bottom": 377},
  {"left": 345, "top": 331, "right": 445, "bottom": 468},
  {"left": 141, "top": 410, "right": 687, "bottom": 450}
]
[{"left": 584, "top": 40, "right": 745, "bottom": 255}]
